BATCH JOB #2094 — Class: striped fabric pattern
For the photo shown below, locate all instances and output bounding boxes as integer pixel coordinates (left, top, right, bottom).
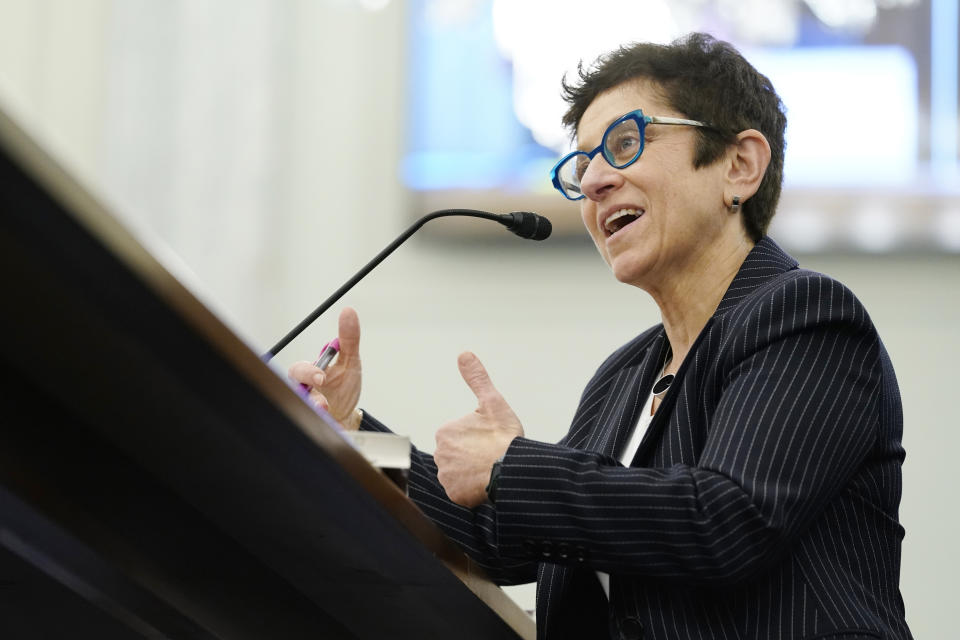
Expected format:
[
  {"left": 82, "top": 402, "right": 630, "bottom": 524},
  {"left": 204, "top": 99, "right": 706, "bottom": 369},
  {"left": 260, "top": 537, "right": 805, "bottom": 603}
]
[{"left": 361, "top": 237, "right": 912, "bottom": 640}]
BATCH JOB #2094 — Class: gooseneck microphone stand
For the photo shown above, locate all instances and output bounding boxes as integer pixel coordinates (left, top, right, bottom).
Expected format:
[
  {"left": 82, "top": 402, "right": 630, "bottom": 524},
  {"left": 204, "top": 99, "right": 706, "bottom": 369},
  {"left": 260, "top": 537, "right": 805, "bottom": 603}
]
[{"left": 262, "top": 209, "right": 550, "bottom": 361}]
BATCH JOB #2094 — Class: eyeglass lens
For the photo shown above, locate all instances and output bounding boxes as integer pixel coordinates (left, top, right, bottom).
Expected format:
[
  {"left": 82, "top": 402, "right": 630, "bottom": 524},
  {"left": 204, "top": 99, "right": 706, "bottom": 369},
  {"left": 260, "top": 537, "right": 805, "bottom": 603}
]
[
  {"left": 556, "top": 116, "right": 644, "bottom": 199},
  {"left": 605, "top": 118, "right": 643, "bottom": 167}
]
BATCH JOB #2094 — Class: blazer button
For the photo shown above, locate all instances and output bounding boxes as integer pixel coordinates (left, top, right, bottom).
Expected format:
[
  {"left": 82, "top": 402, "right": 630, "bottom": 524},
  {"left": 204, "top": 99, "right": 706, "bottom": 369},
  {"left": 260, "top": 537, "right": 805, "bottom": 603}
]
[
  {"left": 522, "top": 539, "right": 538, "bottom": 556},
  {"left": 540, "top": 541, "right": 554, "bottom": 559},
  {"left": 619, "top": 616, "right": 643, "bottom": 639},
  {"left": 556, "top": 542, "right": 571, "bottom": 560}
]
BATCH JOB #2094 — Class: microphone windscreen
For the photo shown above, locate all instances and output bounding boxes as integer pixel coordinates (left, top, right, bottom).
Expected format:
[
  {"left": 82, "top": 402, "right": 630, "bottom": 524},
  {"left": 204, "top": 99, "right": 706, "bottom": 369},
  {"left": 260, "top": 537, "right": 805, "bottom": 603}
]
[{"left": 509, "top": 212, "right": 552, "bottom": 241}]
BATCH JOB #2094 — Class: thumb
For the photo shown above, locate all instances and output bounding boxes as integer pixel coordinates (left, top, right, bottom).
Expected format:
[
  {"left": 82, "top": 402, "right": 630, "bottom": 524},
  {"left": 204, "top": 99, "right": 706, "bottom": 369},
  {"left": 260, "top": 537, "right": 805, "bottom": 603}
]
[
  {"left": 458, "top": 351, "right": 502, "bottom": 409},
  {"left": 337, "top": 307, "right": 361, "bottom": 358}
]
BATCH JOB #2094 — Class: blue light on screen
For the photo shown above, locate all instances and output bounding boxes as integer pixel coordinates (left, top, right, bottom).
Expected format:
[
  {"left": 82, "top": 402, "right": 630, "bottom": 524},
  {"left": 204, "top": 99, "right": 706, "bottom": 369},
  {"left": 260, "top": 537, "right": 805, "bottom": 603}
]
[
  {"left": 403, "top": 0, "right": 553, "bottom": 191},
  {"left": 931, "top": 0, "right": 958, "bottom": 173}
]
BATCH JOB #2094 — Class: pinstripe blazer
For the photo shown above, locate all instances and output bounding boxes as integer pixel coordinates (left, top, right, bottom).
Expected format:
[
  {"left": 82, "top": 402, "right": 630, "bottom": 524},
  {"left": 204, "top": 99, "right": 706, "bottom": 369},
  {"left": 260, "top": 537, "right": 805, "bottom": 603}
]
[{"left": 361, "top": 237, "right": 912, "bottom": 640}]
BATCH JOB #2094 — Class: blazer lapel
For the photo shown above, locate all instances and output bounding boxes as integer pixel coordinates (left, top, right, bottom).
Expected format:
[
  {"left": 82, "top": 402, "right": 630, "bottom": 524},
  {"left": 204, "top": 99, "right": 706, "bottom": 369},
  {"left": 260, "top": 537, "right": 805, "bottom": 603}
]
[
  {"left": 628, "top": 321, "right": 709, "bottom": 464},
  {"left": 587, "top": 332, "right": 671, "bottom": 459}
]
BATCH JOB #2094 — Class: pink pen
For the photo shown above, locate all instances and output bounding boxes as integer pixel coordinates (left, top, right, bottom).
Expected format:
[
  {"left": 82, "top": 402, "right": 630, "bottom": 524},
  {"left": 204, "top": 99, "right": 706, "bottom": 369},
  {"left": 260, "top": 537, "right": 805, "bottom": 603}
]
[{"left": 299, "top": 338, "right": 340, "bottom": 392}]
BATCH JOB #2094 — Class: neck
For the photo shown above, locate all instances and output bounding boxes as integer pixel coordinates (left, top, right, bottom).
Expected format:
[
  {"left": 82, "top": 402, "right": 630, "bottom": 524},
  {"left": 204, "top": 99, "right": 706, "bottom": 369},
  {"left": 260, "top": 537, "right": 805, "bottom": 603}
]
[{"left": 649, "top": 236, "right": 754, "bottom": 374}]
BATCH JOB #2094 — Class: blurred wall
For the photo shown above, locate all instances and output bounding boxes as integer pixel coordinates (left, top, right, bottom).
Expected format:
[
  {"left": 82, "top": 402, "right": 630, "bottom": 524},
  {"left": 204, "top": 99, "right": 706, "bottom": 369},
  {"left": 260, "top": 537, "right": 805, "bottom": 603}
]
[{"left": 0, "top": 0, "right": 957, "bottom": 635}]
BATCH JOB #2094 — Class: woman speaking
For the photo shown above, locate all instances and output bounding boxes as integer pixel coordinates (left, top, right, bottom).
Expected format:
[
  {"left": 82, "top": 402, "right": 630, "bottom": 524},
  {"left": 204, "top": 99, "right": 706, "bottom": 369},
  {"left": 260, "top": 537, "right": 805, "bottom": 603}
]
[{"left": 290, "top": 33, "right": 912, "bottom": 640}]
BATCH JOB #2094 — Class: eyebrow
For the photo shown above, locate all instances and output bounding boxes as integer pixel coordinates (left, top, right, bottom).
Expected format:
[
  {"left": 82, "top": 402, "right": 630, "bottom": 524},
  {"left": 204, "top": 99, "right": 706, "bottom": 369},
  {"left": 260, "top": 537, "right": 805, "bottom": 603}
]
[
  {"left": 576, "top": 124, "right": 612, "bottom": 152},
  {"left": 576, "top": 113, "right": 631, "bottom": 152}
]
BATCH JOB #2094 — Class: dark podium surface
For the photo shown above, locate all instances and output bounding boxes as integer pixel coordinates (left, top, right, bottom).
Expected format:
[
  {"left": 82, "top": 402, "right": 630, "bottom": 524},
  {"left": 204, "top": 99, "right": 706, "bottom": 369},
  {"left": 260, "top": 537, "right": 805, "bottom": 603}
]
[{"left": 0, "top": 105, "right": 535, "bottom": 640}]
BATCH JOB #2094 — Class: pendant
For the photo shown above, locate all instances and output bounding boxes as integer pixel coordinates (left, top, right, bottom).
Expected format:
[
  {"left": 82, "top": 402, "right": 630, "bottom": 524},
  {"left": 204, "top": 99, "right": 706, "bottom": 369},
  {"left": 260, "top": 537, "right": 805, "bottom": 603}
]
[{"left": 652, "top": 374, "right": 674, "bottom": 397}]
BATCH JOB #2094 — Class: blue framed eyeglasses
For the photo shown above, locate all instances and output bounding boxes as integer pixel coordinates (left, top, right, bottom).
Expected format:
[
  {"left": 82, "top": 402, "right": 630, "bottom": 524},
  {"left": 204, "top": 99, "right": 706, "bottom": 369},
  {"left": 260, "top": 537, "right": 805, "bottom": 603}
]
[{"left": 549, "top": 109, "right": 712, "bottom": 201}]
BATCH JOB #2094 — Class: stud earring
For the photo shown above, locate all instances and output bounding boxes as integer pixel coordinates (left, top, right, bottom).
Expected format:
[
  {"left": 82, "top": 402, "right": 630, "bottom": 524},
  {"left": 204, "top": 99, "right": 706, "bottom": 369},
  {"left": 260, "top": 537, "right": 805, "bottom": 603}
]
[{"left": 730, "top": 195, "right": 741, "bottom": 213}]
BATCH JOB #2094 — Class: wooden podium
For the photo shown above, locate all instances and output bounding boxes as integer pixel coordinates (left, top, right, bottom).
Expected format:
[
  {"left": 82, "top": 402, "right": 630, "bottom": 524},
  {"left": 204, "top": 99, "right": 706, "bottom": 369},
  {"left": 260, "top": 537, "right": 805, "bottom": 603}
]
[{"left": 0, "top": 106, "right": 535, "bottom": 640}]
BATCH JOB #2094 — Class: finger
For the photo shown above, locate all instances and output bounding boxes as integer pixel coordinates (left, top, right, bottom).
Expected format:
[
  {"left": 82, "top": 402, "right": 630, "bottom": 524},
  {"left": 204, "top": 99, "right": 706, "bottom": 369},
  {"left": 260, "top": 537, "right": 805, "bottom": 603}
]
[
  {"left": 311, "top": 389, "right": 330, "bottom": 411},
  {"left": 337, "top": 307, "right": 361, "bottom": 359},
  {"left": 457, "top": 351, "right": 502, "bottom": 408},
  {"left": 289, "top": 361, "right": 324, "bottom": 386}
]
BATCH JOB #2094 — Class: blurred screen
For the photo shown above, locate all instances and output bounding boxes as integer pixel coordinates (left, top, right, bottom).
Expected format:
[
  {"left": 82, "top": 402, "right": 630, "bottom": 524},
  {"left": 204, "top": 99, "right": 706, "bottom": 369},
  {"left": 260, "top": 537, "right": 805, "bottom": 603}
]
[{"left": 403, "top": 0, "right": 958, "bottom": 251}]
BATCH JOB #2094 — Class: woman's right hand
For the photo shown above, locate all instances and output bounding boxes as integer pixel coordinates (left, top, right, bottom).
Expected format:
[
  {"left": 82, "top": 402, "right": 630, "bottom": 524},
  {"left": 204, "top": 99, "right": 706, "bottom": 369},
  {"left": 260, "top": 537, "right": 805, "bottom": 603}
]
[{"left": 288, "top": 307, "right": 363, "bottom": 430}]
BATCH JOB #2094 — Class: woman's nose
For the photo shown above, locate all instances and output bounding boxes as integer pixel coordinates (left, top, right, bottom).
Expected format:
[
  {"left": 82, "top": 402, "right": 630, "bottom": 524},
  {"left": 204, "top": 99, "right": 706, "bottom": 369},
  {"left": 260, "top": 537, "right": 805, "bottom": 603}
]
[{"left": 579, "top": 154, "right": 623, "bottom": 201}]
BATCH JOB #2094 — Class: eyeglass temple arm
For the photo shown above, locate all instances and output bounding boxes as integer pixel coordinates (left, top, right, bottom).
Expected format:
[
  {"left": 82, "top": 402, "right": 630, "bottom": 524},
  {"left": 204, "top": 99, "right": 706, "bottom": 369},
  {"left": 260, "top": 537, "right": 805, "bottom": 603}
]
[{"left": 646, "top": 115, "right": 709, "bottom": 127}]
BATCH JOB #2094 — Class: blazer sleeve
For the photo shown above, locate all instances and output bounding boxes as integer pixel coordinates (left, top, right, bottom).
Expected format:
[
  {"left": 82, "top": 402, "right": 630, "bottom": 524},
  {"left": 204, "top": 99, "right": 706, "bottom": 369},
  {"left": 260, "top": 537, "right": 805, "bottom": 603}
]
[
  {"left": 491, "top": 273, "right": 886, "bottom": 586},
  {"left": 358, "top": 410, "right": 538, "bottom": 586}
]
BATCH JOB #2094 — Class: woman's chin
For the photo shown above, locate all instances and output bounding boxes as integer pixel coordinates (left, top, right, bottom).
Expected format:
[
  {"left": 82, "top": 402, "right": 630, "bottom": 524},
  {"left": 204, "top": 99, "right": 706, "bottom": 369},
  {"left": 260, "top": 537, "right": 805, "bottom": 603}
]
[{"left": 610, "top": 259, "right": 650, "bottom": 288}]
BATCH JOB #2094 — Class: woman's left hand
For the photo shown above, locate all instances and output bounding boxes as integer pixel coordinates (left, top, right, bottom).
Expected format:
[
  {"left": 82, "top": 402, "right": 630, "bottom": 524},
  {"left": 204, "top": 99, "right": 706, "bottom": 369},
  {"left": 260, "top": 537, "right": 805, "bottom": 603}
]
[{"left": 434, "top": 352, "right": 524, "bottom": 507}]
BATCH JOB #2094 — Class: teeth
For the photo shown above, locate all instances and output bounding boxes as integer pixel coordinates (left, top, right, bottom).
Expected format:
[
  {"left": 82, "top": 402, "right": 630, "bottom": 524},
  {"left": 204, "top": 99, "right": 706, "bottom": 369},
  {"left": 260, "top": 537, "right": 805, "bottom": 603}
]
[{"left": 604, "top": 209, "right": 643, "bottom": 233}]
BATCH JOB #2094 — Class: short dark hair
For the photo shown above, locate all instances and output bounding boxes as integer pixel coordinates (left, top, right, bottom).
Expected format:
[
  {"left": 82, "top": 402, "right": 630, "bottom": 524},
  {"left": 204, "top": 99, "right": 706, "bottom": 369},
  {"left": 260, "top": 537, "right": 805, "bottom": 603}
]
[{"left": 561, "top": 33, "right": 786, "bottom": 241}]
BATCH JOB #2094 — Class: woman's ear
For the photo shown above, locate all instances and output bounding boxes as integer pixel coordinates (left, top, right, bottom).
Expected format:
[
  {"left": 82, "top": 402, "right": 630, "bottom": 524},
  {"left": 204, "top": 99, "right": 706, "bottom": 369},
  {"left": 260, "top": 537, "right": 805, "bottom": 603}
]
[{"left": 724, "top": 129, "right": 771, "bottom": 205}]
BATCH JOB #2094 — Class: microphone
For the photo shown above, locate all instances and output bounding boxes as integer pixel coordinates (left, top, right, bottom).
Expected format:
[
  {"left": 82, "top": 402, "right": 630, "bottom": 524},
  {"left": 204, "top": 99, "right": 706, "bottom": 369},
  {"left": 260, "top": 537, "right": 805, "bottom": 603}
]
[
  {"left": 262, "top": 209, "right": 552, "bottom": 360},
  {"left": 500, "top": 211, "right": 552, "bottom": 241}
]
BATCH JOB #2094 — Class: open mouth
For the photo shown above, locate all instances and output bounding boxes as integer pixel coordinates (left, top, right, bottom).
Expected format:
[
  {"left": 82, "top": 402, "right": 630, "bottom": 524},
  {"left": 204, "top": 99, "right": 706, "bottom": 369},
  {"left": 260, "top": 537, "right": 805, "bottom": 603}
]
[{"left": 603, "top": 209, "right": 643, "bottom": 237}]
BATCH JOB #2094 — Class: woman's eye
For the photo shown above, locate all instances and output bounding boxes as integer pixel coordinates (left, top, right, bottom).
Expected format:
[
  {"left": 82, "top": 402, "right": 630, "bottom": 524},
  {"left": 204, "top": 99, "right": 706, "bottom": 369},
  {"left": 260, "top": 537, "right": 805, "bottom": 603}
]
[{"left": 607, "top": 132, "right": 640, "bottom": 161}]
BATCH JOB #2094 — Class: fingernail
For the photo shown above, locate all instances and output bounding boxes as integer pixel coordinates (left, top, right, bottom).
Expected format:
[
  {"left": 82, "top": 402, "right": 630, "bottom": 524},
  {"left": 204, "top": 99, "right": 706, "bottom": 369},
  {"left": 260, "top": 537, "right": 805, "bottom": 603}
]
[{"left": 313, "top": 372, "right": 325, "bottom": 386}]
